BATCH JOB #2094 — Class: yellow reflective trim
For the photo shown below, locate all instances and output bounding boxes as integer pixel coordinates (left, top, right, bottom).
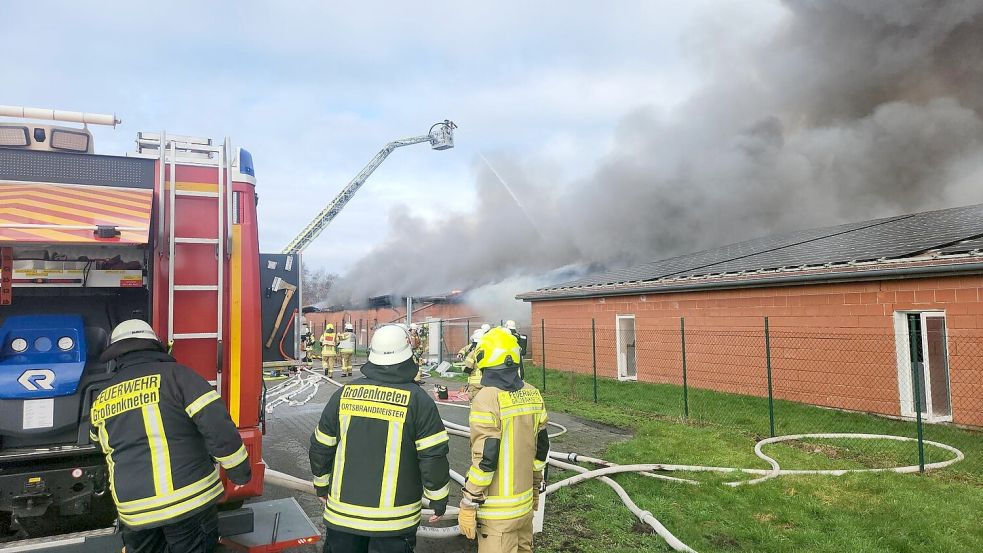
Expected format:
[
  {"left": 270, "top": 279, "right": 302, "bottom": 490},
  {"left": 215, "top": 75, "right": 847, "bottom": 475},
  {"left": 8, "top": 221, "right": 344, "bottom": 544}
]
[
  {"left": 483, "top": 489, "right": 533, "bottom": 507},
  {"left": 331, "top": 416, "right": 350, "bottom": 499},
  {"left": 315, "top": 427, "right": 337, "bottom": 447},
  {"left": 215, "top": 444, "right": 248, "bottom": 469},
  {"left": 313, "top": 474, "right": 331, "bottom": 487},
  {"left": 424, "top": 482, "right": 450, "bottom": 501},
  {"left": 379, "top": 421, "right": 403, "bottom": 508},
  {"left": 323, "top": 508, "right": 420, "bottom": 532},
  {"left": 325, "top": 496, "right": 421, "bottom": 519},
  {"left": 88, "top": 430, "right": 98, "bottom": 442},
  {"left": 500, "top": 405, "right": 543, "bottom": 419},
  {"left": 477, "top": 502, "right": 534, "bottom": 520},
  {"left": 185, "top": 390, "right": 221, "bottom": 418},
  {"left": 143, "top": 404, "right": 174, "bottom": 495},
  {"left": 533, "top": 459, "right": 548, "bottom": 471},
  {"left": 500, "top": 418, "right": 513, "bottom": 496},
  {"left": 467, "top": 466, "right": 494, "bottom": 487},
  {"left": 415, "top": 430, "right": 448, "bottom": 451},
  {"left": 98, "top": 424, "right": 120, "bottom": 505},
  {"left": 118, "top": 480, "right": 224, "bottom": 527},
  {"left": 469, "top": 411, "right": 497, "bottom": 426},
  {"left": 116, "top": 470, "right": 220, "bottom": 514}
]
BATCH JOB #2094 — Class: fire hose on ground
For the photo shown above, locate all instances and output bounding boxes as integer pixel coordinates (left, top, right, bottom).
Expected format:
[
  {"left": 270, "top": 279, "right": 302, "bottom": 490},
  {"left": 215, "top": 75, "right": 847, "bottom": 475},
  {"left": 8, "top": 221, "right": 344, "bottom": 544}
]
[{"left": 263, "top": 367, "right": 966, "bottom": 551}]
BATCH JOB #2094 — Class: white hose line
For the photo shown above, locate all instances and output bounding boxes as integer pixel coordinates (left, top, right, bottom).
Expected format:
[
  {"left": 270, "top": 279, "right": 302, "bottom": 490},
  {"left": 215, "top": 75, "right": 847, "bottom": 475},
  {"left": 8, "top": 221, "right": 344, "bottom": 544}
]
[
  {"left": 550, "top": 451, "right": 701, "bottom": 485},
  {"left": 546, "top": 434, "right": 964, "bottom": 552},
  {"left": 548, "top": 457, "right": 696, "bottom": 553}
]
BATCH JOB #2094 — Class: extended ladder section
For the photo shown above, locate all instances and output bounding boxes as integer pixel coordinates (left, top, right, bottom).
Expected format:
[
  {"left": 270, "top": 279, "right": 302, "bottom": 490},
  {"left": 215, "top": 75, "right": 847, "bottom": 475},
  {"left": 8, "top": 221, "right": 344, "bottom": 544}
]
[{"left": 142, "top": 132, "right": 233, "bottom": 388}]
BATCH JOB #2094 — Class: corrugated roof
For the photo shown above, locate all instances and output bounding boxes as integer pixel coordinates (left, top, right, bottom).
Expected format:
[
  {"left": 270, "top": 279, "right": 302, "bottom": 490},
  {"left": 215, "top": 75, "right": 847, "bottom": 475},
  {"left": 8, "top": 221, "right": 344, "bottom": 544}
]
[{"left": 520, "top": 203, "right": 983, "bottom": 300}]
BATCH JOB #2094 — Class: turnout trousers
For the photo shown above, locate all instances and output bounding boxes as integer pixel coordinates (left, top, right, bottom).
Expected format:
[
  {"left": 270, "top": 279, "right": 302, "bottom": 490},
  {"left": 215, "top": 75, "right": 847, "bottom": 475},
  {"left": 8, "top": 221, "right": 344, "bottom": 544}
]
[
  {"left": 323, "top": 527, "right": 417, "bottom": 553},
  {"left": 477, "top": 512, "right": 534, "bottom": 553},
  {"left": 121, "top": 505, "right": 218, "bottom": 553}
]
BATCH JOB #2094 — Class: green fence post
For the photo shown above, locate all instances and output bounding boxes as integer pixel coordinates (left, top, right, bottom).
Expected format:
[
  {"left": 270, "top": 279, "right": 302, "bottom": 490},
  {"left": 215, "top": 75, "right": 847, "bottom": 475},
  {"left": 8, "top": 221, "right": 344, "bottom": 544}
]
[
  {"left": 907, "top": 316, "right": 926, "bottom": 473},
  {"left": 438, "top": 319, "right": 444, "bottom": 364},
  {"left": 765, "top": 316, "right": 776, "bottom": 438},
  {"left": 541, "top": 319, "right": 546, "bottom": 392},
  {"left": 681, "top": 317, "right": 689, "bottom": 419},
  {"left": 592, "top": 318, "right": 598, "bottom": 403}
]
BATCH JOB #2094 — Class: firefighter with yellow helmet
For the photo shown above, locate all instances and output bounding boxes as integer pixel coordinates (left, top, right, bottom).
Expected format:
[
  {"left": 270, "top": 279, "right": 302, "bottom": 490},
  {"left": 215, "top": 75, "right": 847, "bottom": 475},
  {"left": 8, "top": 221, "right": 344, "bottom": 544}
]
[
  {"left": 458, "top": 327, "right": 550, "bottom": 552},
  {"left": 337, "top": 322, "right": 356, "bottom": 377},
  {"left": 321, "top": 323, "right": 337, "bottom": 377}
]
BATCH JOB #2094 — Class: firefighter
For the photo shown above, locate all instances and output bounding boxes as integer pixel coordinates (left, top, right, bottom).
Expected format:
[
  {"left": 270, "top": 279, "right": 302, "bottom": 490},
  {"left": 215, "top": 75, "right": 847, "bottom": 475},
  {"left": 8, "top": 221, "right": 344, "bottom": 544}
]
[
  {"left": 409, "top": 322, "right": 425, "bottom": 383},
  {"left": 89, "top": 320, "right": 251, "bottom": 553},
  {"left": 504, "top": 320, "right": 528, "bottom": 380},
  {"left": 463, "top": 328, "right": 486, "bottom": 398},
  {"left": 309, "top": 324, "right": 450, "bottom": 552},
  {"left": 337, "top": 322, "right": 356, "bottom": 377},
  {"left": 458, "top": 328, "right": 549, "bottom": 553},
  {"left": 321, "top": 323, "right": 338, "bottom": 377}
]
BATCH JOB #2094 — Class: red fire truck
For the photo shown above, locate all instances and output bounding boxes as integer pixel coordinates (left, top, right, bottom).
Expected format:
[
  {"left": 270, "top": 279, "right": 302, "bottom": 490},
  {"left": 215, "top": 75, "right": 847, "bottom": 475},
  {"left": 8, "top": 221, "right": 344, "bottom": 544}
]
[{"left": 0, "top": 106, "right": 318, "bottom": 551}]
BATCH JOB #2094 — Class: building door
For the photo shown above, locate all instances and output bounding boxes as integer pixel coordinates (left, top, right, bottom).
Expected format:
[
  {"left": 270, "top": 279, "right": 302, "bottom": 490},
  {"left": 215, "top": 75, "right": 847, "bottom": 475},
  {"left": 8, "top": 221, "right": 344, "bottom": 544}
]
[
  {"left": 897, "top": 312, "right": 952, "bottom": 421},
  {"left": 616, "top": 315, "right": 637, "bottom": 380}
]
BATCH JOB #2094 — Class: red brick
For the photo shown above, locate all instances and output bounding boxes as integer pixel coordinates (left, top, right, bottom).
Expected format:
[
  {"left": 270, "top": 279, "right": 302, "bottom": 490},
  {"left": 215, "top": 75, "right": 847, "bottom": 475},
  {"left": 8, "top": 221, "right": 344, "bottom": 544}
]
[
  {"left": 896, "top": 290, "right": 915, "bottom": 303},
  {"left": 876, "top": 291, "right": 896, "bottom": 303},
  {"left": 914, "top": 290, "right": 935, "bottom": 303},
  {"left": 935, "top": 289, "right": 957, "bottom": 303},
  {"left": 955, "top": 288, "right": 978, "bottom": 302}
]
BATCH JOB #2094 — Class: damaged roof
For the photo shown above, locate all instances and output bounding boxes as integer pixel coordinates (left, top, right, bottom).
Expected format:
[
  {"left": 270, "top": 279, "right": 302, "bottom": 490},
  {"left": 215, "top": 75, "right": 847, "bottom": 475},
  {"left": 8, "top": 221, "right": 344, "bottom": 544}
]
[{"left": 519, "top": 203, "right": 983, "bottom": 301}]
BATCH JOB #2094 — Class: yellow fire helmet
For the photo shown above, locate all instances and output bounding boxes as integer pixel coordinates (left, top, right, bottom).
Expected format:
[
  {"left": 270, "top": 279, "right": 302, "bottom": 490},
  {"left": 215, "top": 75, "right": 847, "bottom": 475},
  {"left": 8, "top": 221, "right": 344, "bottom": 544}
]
[
  {"left": 474, "top": 327, "right": 522, "bottom": 370},
  {"left": 325, "top": 323, "right": 334, "bottom": 332}
]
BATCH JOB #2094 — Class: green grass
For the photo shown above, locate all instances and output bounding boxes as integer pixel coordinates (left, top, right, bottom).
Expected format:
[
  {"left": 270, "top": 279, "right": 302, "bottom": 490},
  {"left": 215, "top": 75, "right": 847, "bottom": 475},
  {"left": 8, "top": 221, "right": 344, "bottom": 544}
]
[{"left": 527, "top": 366, "right": 983, "bottom": 552}]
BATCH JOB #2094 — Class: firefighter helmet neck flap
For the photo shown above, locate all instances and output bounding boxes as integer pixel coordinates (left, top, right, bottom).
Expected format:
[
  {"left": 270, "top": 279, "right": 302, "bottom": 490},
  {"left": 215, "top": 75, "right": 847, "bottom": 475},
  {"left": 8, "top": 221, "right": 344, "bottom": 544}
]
[{"left": 475, "top": 327, "right": 524, "bottom": 391}]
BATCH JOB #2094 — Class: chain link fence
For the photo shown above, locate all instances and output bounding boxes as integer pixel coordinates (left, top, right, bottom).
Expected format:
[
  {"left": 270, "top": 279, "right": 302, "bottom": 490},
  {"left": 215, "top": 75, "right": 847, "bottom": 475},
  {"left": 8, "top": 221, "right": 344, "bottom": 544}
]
[{"left": 526, "top": 318, "right": 983, "bottom": 479}]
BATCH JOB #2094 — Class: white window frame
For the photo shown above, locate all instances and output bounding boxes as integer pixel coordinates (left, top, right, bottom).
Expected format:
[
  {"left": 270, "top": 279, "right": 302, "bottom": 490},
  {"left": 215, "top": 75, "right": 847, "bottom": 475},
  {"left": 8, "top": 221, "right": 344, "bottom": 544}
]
[
  {"left": 616, "top": 314, "right": 637, "bottom": 381},
  {"left": 893, "top": 310, "right": 953, "bottom": 423}
]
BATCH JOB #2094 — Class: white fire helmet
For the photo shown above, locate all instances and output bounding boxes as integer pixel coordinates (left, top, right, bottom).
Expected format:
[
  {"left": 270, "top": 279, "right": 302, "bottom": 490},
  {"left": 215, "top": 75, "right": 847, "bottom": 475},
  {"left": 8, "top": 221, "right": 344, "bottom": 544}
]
[
  {"left": 470, "top": 328, "right": 486, "bottom": 343},
  {"left": 480, "top": 324, "right": 491, "bottom": 333},
  {"left": 344, "top": 323, "right": 354, "bottom": 331},
  {"left": 505, "top": 320, "right": 517, "bottom": 331},
  {"left": 409, "top": 323, "right": 418, "bottom": 331},
  {"left": 109, "top": 320, "right": 160, "bottom": 344},
  {"left": 368, "top": 324, "right": 414, "bottom": 365}
]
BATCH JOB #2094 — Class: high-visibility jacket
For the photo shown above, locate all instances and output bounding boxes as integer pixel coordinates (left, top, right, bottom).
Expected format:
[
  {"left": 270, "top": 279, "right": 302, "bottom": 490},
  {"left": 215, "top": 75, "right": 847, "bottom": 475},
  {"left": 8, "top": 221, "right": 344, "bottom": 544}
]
[
  {"left": 464, "top": 346, "right": 482, "bottom": 388},
  {"left": 309, "top": 362, "right": 450, "bottom": 537},
  {"left": 88, "top": 349, "right": 251, "bottom": 529},
  {"left": 321, "top": 331, "right": 337, "bottom": 355},
  {"left": 337, "top": 331, "right": 355, "bottom": 353},
  {"left": 464, "top": 382, "right": 550, "bottom": 521}
]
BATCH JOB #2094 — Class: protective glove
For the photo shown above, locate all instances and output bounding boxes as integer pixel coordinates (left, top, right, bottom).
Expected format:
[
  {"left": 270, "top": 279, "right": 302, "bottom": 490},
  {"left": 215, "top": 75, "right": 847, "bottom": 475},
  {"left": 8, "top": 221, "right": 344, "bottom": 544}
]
[{"left": 458, "top": 498, "right": 478, "bottom": 539}]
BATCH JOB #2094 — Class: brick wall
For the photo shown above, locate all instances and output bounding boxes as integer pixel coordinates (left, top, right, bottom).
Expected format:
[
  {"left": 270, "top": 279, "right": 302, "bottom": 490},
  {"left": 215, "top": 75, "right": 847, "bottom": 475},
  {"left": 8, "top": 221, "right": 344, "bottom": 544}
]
[{"left": 528, "top": 274, "right": 983, "bottom": 426}]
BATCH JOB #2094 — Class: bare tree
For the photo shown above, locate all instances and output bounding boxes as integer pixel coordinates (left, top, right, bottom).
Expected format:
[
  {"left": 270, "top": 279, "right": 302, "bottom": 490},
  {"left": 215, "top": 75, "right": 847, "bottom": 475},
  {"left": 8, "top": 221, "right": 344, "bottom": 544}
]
[{"left": 302, "top": 266, "right": 338, "bottom": 307}]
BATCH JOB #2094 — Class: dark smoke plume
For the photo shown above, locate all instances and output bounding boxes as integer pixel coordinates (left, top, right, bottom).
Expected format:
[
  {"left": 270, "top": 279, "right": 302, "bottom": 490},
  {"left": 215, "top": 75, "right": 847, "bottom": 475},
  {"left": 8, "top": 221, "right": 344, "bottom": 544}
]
[{"left": 329, "top": 0, "right": 983, "bottom": 315}]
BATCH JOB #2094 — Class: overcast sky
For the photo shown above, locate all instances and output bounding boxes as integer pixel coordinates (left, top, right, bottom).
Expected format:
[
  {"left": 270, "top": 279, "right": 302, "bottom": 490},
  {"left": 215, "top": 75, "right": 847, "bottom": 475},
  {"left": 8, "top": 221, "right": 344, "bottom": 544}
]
[{"left": 3, "top": 1, "right": 783, "bottom": 274}]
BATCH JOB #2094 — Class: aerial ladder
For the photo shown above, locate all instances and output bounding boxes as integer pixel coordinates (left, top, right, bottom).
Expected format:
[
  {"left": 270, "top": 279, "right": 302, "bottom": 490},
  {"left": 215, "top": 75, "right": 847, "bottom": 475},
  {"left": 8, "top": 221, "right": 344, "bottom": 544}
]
[
  {"left": 281, "top": 120, "right": 457, "bottom": 254},
  {"left": 262, "top": 120, "right": 456, "bottom": 366}
]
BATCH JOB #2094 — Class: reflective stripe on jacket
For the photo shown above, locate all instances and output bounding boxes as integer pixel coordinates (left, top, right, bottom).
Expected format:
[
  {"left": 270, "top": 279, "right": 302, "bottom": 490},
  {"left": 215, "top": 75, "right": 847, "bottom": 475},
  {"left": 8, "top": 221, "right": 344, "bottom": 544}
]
[
  {"left": 464, "top": 383, "right": 550, "bottom": 521},
  {"left": 309, "top": 375, "right": 450, "bottom": 537},
  {"left": 337, "top": 331, "right": 355, "bottom": 353},
  {"left": 89, "top": 349, "right": 250, "bottom": 529}
]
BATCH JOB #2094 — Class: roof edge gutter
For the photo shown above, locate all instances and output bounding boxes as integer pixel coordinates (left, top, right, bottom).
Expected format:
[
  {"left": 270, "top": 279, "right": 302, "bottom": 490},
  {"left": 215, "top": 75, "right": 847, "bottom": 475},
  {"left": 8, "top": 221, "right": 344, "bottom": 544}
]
[{"left": 517, "top": 262, "right": 983, "bottom": 302}]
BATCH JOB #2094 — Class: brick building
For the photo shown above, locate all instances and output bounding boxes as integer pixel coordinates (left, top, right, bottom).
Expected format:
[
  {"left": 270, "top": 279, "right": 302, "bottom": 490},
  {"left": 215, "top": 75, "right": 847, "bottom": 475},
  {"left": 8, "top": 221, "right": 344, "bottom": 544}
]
[
  {"left": 519, "top": 204, "right": 983, "bottom": 427},
  {"left": 304, "top": 292, "right": 487, "bottom": 360}
]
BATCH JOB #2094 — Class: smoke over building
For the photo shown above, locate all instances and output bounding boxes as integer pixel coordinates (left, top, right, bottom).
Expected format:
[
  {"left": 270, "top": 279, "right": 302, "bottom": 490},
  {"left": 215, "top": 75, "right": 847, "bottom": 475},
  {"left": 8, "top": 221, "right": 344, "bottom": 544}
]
[{"left": 328, "top": 0, "right": 983, "bottom": 318}]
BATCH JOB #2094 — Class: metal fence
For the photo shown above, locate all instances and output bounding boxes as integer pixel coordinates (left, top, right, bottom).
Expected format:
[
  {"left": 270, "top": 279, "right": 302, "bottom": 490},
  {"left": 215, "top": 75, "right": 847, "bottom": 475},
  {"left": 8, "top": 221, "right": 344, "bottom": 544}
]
[{"left": 526, "top": 318, "right": 983, "bottom": 476}]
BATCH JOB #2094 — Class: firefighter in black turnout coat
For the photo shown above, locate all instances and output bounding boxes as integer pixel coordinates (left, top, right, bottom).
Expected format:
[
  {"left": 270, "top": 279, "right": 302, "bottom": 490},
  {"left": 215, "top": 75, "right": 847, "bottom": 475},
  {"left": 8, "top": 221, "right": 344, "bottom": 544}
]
[
  {"left": 89, "top": 320, "right": 251, "bottom": 553},
  {"left": 310, "top": 324, "right": 451, "bottom": 552}
]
